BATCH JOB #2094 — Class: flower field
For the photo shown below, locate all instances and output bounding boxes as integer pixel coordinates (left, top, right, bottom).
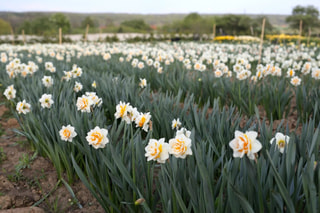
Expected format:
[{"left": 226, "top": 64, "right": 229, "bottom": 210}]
[{"left": 1, "top": 41, "right": 320, "bottom": 212}]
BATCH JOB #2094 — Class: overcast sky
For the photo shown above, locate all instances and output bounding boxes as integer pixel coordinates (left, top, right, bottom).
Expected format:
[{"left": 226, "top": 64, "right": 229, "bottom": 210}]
[{"left": 1, "top": 0, "right": 319, "bottom": 15}]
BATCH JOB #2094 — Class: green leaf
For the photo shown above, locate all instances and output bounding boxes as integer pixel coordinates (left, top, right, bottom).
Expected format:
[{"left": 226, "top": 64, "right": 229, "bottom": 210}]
[
  {"left": 266, "top": 151, "right": 295, "bottom": 213},
  {"left": 71, "top": 154, "right": 121, "bottom": 212},
  {"left": 308, "top": 127, "right": 320, "bottom": 158},
  {"left": 228, "top": 183, "right": 255, "bottom": 213}
]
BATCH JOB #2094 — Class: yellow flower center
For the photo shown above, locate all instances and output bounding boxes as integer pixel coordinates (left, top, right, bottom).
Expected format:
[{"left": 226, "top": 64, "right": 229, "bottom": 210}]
[
  {"left": 91, "top": 132, "right": 103, "bottom": 145},
  {"left": 139, "top": 116, "right": 146, "bottom": 127},
  {"left": 22, "top": 104, "right": 29, "bottom": 110},
  {"left": 238, "top": 134, "right": 251, "bottom": 154},
  {"left": 173, "top": 139, "right": 186, "bottom": 155},
  {"left": 63, "top": 129, "right": 71, "bottom": 138},
  {"left": 292, "top": 78, "right": 299, "bottom": 84},
  {"left": 278, "top": 140, "right": 285, "bottom": 148},
  {"left": 289, "top": 70, "right": 293, "bottom": 76},
  {"left": 152, "top": 143, "right": 162, "bottom": 159},
  {"left": 120, "top": 105, "right": 126, "bottom": 117},
  {"left": 80, "top": 98, "right": 89, "bottom": 110}
]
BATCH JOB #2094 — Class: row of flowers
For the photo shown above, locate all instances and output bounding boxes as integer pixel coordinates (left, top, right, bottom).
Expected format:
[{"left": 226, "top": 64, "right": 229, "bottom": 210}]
[
  {"left": 5, "top": 56, "right": 320, "bottom": 91},
  {"left": 7, "top": 82, "right": 290, "bottom": 163},
  {"left": 6, "top": 88, "right": 194, "bottom": 162},
  {"left": 214, "top": 35, "right": 261, "bottom": 42}
]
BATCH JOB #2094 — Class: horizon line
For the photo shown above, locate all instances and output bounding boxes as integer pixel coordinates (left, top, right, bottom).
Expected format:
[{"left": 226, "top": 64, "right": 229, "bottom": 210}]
[{"left": 0, "top": 11, "right": 291, "bottom": 16}]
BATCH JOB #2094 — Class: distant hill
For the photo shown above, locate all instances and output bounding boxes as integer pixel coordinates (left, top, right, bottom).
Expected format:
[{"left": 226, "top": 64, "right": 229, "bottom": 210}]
[{"left": 0, "top": 12, "right": 289, "bottom": 31}]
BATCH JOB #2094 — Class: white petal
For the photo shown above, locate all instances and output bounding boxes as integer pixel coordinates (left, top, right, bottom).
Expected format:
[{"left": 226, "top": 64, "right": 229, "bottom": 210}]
[
  {"left": 270, "top": 137, "right": 275, "bottom": 144},
  {"left": 247, "top": 153, "right": 255, "bottom": 160},
  {"left": 251, "top": 140, "right": 262, "bottom": 153},
  {"left": 186, "top": 149, "right": 193, "bottom": 155},
  {"left": 239, "top": 151, "right": 245, "bottom": 158},
  {"left": 246, "top": 131, "right": 257, "bottom": 140},
  {"left": 275, "top": 132, "right": 285, "bottom": 141},
  {"left": 229, "top": 139, "right": 238, "bottom": 149},
  {"left": 233, "top": 151, "right": 242, "bottom": 158},
  {"left": 235, "top": 130, "right": 243, "bottom": 138},
  {"left": 285, "top": 136, "right": 290, "bottom": 143}
]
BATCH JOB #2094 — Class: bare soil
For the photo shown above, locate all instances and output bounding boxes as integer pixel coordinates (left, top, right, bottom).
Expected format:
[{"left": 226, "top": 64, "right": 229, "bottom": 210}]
[{"left": 0, "top": 95, "right": 103, "bottom": 213}]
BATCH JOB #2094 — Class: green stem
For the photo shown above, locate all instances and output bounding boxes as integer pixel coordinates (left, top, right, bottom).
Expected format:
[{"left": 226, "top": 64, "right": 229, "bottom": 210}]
[
  {"left": 256, "top": 160, "right": 264, "bottom": 213},
  {"left": 131, "top": 124, "right": 137, "bottom": 205},
  {"left": 121, "top": 124, "right": 127, "bottom": 160},
  {"left": 278, "top": 94, "right": 281, "bottom": 119},
  {"left": 238, "top": 82, "right": 241, "bottom": 107},
  {"left": 172, "top": 189, "right": 178, "bottom": 213},
  {"left": 248, "top": 82, "right": 252, "bottom": 115},
  {"left": 105, "top": 167, "right": 114, "bottom": 213}
]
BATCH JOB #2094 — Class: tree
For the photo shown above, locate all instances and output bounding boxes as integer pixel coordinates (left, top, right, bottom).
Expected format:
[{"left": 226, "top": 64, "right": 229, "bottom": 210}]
[
  {"left": 215, "top": 15, "right": 252, "bottom": 35},
  {"left": 18, "top": 21, "right": 32, "bottom": 34},
  {"left": 120, "top": 19, "right": 151, "bottom": 31},
  {"left": 31, "top": 16, "right": 56, "bottom": 36},
  {"left": 251, "top": 17, "right": 274, "bottom": 35},
  {"left": 0, "top": 18, "right": 12, "bottom": 34},
  {"left": 50, "top": 13, "right": 71, "bottom": 33},
  {"left": 18, "top": 14, "right": 70, "bottom": 35},
  {"left": 181, "top": 13, "right": 209, "bottom": 35},
  {"left": 160, "top": 13, "right": 213, "bottom": 35},
  {"left": 81, "top": 16, "right": 96, "bottom": 28},
  {"left": 286, "top": 5, "right": 320, "bottom": 31}
]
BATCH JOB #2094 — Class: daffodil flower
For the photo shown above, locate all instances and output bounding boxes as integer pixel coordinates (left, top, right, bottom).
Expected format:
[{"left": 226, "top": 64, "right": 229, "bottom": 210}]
[
  {"left": 145, "top": 138, "right": 169, "bottom": 163},
  {"left": 3, "top": 85, "right": 16, "bottom": 100},
  {"left": 270, "top": 132, "right": 290, "bottom": 153},
  {"left": 169, "top": 134, "right": 192, "bottom": 159},
  {"left": 59, "top": 125, "right": 77, "bottom": 142},
  {"left": 229, "top": 130, "right": 262, "bottom": 160},
  {"left": 86, "top": 126, "right": 109, "bottom": 149},
  {"left": 16, "top": 100, "right": 31, "bottom": 114},
  {"left": 39, "top": 94, "right": 54, "bottom": 109}
]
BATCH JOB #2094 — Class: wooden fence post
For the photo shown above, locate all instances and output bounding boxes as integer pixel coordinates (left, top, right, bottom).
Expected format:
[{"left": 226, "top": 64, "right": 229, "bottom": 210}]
[
  {"left": 85, "top": 24, "right": 89, "bottom": 42},
  {"left": 99, "top": 27, "right": 102, "bottom": 42},
  {"left": 307, "top": 27, "right": 311, "bottom": 46},
  {"left": 258, "top": 18, "right": 266, "bottom": 64},
  {"left": 298, "top": 20, "right": 302, "bottom": 49},
  {"left": 22, "top": 29, "right": 26, "bottom": 45},
  {"left": 213, "top": 24, "right": 216, "bottom": 40},
  {"left": 10, "top": 27, "right": 14, "bottom": 45},
  {"left": 59, "top": 28, "right": 62, "bottom": 45}
]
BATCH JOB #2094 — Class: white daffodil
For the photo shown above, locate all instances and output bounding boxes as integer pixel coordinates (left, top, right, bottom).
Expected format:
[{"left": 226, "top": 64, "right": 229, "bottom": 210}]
[
  {"left": 229, "top": 130, "right": 262, "bottom": 160},
  {"left": 145, "top": 138, "right": 170, "bottom": 163},
  {"left": 86, "top": 126, "right": 109, "bottom": 149},
  {"left": 59, "top": 125, "right": 77, "bottom": 142},
  {"left": 270, "top": 132, "right": 290, "bottom": 153}
]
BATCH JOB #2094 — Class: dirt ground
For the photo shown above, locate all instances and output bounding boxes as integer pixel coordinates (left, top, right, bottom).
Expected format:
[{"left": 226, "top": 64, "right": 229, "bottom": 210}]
[{"left": 0, "top": 95, "right": 103, "bottom": 213}]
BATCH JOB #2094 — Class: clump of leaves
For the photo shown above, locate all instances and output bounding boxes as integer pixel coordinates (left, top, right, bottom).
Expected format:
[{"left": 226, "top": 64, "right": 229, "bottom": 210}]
[{"left": 15, "top": 152, "right": 37, "bottom": 173}]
